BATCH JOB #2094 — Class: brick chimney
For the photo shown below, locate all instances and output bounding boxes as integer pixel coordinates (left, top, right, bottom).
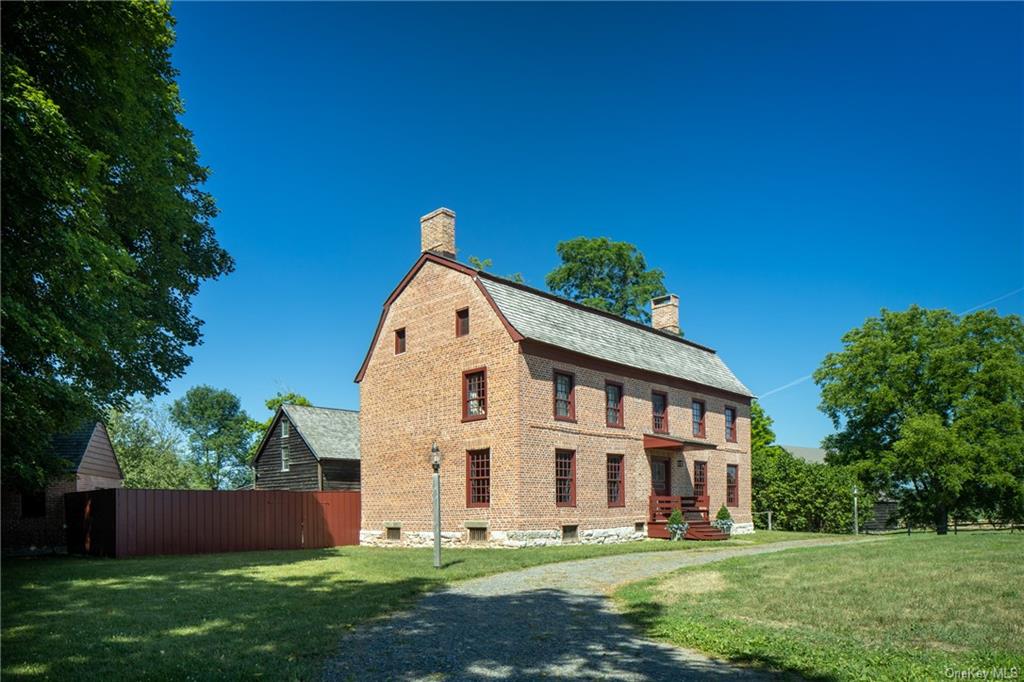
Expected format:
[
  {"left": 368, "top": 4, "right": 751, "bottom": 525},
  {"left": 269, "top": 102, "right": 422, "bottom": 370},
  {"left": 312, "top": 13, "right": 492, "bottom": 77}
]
[
  {"left": 420, "top": 207, "right": 456, "bottom": 259},
  {"left": 651, "top": 294, "right": 681, "bottom": 336}
]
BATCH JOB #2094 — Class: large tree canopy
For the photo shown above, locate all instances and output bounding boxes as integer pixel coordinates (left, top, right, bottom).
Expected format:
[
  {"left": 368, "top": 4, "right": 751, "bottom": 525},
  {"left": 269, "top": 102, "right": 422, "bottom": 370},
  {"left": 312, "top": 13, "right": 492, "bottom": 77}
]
[
  {"left": 170, "top": 386, "right": 253, "bottom": 490},
  {"left": 545, "top": 237, "right": 666, "bottom": 323},
  {"left": 815, "top": 306, "right": 1024, "bottom": 532},
  {"left": 1, "top": 2, "right": 233, "bottom": 487}
]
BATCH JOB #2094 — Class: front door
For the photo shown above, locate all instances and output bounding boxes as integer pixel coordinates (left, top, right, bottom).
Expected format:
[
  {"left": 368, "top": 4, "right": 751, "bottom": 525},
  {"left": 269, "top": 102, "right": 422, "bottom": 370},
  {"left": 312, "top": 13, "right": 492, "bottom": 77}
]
[{"left": 651, "top": 458, "right": 671, "bottom": 496}]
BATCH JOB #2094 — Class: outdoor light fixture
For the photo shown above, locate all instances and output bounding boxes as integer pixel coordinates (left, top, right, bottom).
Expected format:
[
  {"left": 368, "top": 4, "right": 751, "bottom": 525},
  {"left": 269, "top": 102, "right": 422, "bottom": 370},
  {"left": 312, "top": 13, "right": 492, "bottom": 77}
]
[
  {"left": 431, "top": 441, "right": 441, "bottom": 473},
  {"left": 431, "top": 441, "right": 442, "bottom": 568}
]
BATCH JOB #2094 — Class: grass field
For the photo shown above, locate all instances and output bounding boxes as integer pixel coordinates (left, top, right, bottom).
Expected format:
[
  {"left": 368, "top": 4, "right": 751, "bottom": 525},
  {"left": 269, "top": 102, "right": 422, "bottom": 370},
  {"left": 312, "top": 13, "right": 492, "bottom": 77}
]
[
  {"left": 1, "top": 530, "right": 822, "bottom": 680},
  {"left": 615, "top": 532, "right": 1024, "bottom": 680}
]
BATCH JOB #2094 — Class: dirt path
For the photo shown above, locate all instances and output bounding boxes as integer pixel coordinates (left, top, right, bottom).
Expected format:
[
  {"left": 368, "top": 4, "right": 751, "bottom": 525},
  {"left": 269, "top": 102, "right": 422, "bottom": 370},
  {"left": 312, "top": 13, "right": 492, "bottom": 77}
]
[{"left": 323, "top": 537, "right": 871, "bottom": 681}]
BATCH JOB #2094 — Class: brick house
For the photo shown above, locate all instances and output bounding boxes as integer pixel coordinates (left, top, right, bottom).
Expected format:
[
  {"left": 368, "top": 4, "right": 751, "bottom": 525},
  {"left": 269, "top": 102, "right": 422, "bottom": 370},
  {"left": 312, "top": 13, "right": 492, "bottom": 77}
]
[
  {"left": 356, "top": 208, "right": 754, "bottom": 547},
  {"left": 1, "top": 422, "right": 123, "bottom": 552}
]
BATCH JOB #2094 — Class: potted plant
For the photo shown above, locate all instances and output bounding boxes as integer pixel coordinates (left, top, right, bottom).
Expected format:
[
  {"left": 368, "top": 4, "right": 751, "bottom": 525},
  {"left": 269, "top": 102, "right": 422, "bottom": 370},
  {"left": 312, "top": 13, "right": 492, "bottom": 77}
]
[
  {"left": 713, "top": 505, "right": 734, "bottom": 535},
  {"left": 666, "top": 508, "right": 688, "bottom": 541}
]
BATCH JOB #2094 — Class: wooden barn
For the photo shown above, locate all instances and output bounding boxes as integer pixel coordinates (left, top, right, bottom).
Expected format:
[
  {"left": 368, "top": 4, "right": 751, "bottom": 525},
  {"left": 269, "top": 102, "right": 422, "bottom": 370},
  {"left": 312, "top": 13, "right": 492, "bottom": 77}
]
[
  {"left": 252, "top": 405, "right": 360, "bottom": 491},
  {"left": 1, "top": 421, "right": 123, "bottom": 552}
]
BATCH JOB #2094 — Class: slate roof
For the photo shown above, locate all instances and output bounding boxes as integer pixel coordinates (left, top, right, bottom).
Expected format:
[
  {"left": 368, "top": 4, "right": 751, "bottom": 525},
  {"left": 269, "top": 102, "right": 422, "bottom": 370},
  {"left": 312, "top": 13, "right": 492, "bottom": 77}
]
[
  {"left": 282, "top": 405, "right": 360, "bottom": 461},
  {"left": 51, "top": 422, "right": 99, "bottom": 470},
  {"left": 782, "top": 445, "right": 827, "bottom": 464},
  {"left": 478, "top": 276, "right": 753, "bottom": 397}
]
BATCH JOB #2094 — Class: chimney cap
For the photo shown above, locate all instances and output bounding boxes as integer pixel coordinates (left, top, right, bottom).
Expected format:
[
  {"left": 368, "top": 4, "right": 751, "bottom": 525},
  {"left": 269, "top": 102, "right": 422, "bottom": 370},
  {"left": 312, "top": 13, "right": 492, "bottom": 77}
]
[
  {"left": 651, "top": 294, "right": 679, "bottom": 307},
  {"left": 420, "top": 207, "right": 455, "bottom": 222}
]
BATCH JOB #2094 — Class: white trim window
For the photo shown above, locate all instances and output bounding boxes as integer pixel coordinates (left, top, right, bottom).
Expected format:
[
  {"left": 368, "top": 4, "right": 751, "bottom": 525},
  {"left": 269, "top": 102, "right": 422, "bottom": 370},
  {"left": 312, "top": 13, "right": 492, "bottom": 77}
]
[{"left": 281, "top": 418, "right": 291, "bottom": 472}]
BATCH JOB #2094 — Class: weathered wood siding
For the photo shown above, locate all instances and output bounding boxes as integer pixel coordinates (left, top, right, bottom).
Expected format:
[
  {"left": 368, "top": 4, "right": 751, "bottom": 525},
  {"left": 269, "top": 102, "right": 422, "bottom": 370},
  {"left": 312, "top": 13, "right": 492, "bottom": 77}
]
[
  {"left": 254, "top": 416, "right": 320, "bottom": 490},
  {"left": 322, "top": 460, "right": 360, "bottom": 491},
  {"left": 76, "top": 423, "right": 123, "bottom": 488}
]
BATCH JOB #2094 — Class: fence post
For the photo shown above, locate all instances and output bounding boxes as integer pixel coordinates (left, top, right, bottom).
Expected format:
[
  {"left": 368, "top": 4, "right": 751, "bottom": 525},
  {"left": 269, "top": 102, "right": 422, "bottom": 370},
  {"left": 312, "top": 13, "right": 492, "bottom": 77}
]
[{"left": 767, "top": 511, "right": 773, "bottom": 531}]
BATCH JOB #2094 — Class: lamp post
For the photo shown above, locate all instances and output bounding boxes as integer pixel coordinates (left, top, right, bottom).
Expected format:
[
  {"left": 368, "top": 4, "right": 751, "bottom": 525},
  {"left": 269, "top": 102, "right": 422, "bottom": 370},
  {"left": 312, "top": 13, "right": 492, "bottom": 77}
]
[
  {"left": 852, "top": 484, "right": 860, "bottom": 535},
  {"left": 431, "top": 442, "right": 442, "bottom": 569}
]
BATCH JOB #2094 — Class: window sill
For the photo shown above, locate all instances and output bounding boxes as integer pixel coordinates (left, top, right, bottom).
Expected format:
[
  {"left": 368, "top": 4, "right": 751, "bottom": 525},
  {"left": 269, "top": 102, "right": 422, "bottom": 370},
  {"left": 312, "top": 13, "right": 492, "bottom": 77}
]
[
  {"left": 466, "top": 503, "right": 490, "bottom": 509},
  {"left": 608, "top": 503, "right": 625, "bottom": 508},
  {"left": 606, "top": 423, "right": 625, "bottom": 429},
  {"left": 555, "top": 502, "right": 577, "bottom": 508},
  {"left": 554, "top": 416, "right": 577, "bottom": 423},
  {"left": 462, "top": 414, "right": 487, "bottom": 423}
]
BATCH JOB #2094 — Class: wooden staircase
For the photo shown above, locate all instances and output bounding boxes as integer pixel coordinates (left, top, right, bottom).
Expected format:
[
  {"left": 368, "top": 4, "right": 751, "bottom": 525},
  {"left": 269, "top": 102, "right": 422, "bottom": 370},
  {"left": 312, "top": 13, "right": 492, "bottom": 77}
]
[{"left": 647, "top": 495, "right": 729, "bottom": 541}]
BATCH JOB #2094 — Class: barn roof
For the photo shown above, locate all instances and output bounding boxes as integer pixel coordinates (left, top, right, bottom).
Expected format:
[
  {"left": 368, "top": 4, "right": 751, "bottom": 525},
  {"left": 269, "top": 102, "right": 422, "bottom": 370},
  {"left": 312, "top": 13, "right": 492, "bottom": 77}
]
[
  {"left": 478, "top": 275, "right": 753, "bottom": 397},
  {"left": 281, "top": 405, "right": 360, "bottom": 461},
  {"left": 782, "top": 445, "right": 828, "bottom": 464},
  {"left": 51, "top": 422, "right": 100, "bottom": 470}
]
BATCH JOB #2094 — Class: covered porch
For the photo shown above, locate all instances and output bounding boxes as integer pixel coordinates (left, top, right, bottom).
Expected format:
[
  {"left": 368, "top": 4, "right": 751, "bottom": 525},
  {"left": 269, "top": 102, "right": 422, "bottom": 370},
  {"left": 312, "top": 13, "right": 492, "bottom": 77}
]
[{"left": 643, "top": 433, "right": 728, "bottom": 541}]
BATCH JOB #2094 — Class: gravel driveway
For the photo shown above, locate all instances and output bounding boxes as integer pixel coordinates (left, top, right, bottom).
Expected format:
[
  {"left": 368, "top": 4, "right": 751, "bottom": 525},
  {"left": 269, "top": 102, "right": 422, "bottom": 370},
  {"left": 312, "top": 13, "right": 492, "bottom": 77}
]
[{"left": 323, "top": 538, "right": 862, "bottom": 681}]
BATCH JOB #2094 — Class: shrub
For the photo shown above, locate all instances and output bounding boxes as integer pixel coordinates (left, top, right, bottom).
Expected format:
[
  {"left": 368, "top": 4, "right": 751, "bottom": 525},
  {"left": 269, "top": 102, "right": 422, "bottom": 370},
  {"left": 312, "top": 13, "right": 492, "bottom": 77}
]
[
  {"left": 667, "top": 508, "right": 684, "bottom": 526},
  {"left": 716, "top": 505, "right": 732, "bottom": 521}
]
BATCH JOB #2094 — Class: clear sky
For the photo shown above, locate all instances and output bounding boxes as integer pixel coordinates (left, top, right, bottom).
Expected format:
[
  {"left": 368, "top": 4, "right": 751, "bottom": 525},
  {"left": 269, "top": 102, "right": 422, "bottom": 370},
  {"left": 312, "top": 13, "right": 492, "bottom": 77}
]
[{"left": 165, "top": 2, "right": 1023, "bottom": 446}]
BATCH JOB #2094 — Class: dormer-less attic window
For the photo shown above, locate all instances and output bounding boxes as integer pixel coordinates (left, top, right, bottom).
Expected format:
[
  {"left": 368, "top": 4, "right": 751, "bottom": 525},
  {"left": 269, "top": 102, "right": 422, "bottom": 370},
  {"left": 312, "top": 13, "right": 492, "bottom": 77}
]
[
  {"left": 281, "top": 418, "right": 291, "bottom": 472},
  {"left": 456, "top": 308, "right": 470, "bottom": 337},
  {"left": 395, "top": 328, "right": 406, "bottom": 354}
]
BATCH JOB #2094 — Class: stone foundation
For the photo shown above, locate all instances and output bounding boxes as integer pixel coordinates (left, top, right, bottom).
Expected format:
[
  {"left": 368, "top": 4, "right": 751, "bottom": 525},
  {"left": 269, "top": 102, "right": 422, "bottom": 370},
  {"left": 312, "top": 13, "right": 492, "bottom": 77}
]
[
  {"left": 359, "top": 525, "right": 647, "bottom": 548},
  {"left": 730, "top": 522, "right": 755, "bottom": 535}
]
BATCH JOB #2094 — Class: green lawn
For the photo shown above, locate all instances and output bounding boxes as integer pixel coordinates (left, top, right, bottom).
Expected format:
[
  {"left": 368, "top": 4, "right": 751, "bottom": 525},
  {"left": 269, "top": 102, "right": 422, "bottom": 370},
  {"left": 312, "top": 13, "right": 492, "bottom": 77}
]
[
  {"left": 615, "top": 532, "right": 1024, "bottom": 680},
  {"left": 1, "top": 530, "right": 823, "bottom": 680}
]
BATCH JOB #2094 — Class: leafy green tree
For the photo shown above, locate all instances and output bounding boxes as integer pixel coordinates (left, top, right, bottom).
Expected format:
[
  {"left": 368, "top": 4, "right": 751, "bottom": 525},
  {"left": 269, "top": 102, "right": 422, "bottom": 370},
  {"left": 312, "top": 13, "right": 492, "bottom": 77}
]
[
  {"left": 1, "top": 2, "right": 233, "bottom": 488},
  {"left": 170, "top": 387, "right": 254, "bottom": 490},
  {"left": 545, "top": 237, "right": 666, "bottom": 323},
  {"left": 815, "top": 306, "right": 1024, "bottom": 533},
  {"left": 750, "top": 400, "right": 864, "bottom": 533},
  {"left": 106, "top": 399, "right": 203, "bottom": 489},
  {"left": 469, "top": 255, "right": 524, "bottom": 284},
  {"left": 246, "top": 391, "right": 312, "bottom": 461}
]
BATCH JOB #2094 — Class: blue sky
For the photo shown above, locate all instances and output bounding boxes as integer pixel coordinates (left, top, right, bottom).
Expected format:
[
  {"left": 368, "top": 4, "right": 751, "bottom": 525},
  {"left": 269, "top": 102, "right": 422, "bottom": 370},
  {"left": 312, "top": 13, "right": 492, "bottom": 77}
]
[{"left": 165, "top": 2, "right": 1023, "bottom": 446}]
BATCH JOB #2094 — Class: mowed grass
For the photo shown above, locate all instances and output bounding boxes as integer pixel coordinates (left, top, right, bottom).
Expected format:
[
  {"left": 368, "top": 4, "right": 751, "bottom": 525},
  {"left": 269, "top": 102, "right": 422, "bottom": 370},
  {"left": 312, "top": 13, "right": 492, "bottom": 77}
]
[
  {"left": 1, "top": 530, "right": 824, "bottom": 680},
  {"left": 615, "top": 533, "right": 1024, "bottom": 680}
]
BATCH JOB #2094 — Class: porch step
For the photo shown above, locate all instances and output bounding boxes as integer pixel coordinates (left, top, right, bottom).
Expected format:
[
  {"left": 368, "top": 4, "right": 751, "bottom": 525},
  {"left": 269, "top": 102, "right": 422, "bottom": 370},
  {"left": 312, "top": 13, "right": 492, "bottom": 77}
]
[{"left": 646, "top": 520, "right": 729, "bottom": 541}]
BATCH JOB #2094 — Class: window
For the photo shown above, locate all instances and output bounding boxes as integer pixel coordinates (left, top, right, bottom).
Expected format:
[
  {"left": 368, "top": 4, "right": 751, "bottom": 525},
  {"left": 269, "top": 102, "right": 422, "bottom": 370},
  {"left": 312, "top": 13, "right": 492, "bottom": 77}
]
[
  {"left": 456, "top": 308, "right": 470, "bottom": 337},
  {"left": 727, "top": 464, "right": 739, "bottom": 507},
  {"left": 652, "top": 391, "right": 668, "bottom": 433},
  {"left": 725, "top": 406, "right": 737, "bottom": 442},
  {"left": 463, "top": 368, "right": 487, "bottom": 421},
  {"left": 555, "top": 450, "right": 576, "bottom": 506},
  {"left": 281, "top": 418, "right": 290, "bottom": 439},
  {"left": 468, "top": 527, "right": 487, "bottom": 543},
  {"left": 562, "top": 524, "right": 579, "bottom": 543},
  {"left": 386, "top": 527, "right": 401, "bottom": 541},
  {"left": 692, "top": 399, "right": 706, "bottom": 438},
  {"left": 466, "top": 449, "right": 490, "bottom": 507},
  {"left": 281, "top": 442, "right": 291, "bottom": 472},
  {"left": 693, "top": 460, "right": 707, "bottom": 499},
  {"left": 553, "top": 371, "right": 575, "bottom": 421},
  {"left": 605, "top": 381, "right": 624, "bottom": 427},
  {"left": 21, "top": 491, "right": 46, "bottom": 519},
  {"left": 607, "top": 455, "right": 625, "bottom": 507},
  {"left": 394, "top": 328, "right": 406, "bottom": 354}
]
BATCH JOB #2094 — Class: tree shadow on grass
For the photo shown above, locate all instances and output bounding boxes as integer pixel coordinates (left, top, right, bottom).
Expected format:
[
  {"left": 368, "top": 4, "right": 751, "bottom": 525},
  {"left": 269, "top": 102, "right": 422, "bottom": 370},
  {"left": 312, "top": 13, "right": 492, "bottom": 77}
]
[
  {"left": 1, "top": 550, "right": 439, "bottom": 680},
  {"left": 324, "top": 587, "right": 809, "bottom": 682}
]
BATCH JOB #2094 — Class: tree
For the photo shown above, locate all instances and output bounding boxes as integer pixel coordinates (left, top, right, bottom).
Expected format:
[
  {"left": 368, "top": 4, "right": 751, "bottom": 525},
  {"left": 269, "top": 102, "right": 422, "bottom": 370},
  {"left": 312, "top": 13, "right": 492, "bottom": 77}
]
[
  {"left": 815, "top": 306, "right": 1024, "bottom": 533},
  {"left": 246, "top": 391, "right": 312, "bottom": 461},
  {"left": 545, "top": 237, "right": 666, "bottom": 323},
  {"left": 170, "top": 386, "right": 254, "bottom": 490},
  {"left": 468, "top": 255, "right": 524, "bottom": 284},
  {"left": 106, "top": 399, "right": 203, "bottom": 489},
  {"left": 1, "top": 3, "right": 233, "bottom": 489},
  {"left": 749, "top": 400, "right": 863, "bottom": 533}
]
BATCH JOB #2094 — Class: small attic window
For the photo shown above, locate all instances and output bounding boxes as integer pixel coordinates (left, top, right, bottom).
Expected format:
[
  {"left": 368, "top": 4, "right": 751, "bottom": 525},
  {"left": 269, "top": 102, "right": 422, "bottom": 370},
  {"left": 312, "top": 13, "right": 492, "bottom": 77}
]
[
  {"left": 395, "top": 328, "right": 406, "bottom": 354},
  {"left": 281, "top": 418, "right": 291, "bottom": 472},
  {"left": 456, "top": 308, "right": 469, "bottom": 337},
  {"left": 281, "top": 418, "right": 290, "bottom": 439}
]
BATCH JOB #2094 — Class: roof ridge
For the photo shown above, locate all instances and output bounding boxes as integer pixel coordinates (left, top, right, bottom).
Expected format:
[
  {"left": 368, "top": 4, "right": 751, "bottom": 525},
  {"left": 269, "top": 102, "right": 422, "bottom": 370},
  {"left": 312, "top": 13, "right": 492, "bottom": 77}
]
[
  {"left": 474, "top": 269, "right": 718, "bottom": 354},
  {"left": 283, "top": 404, "right": 359, "bottom": 414}
]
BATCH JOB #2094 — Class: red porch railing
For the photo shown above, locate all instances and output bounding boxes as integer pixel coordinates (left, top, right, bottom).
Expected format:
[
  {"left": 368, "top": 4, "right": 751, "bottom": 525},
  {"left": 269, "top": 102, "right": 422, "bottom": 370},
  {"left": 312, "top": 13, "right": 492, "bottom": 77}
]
[{"left": 648, "top": 495, "right": 710, "bottom": 523}]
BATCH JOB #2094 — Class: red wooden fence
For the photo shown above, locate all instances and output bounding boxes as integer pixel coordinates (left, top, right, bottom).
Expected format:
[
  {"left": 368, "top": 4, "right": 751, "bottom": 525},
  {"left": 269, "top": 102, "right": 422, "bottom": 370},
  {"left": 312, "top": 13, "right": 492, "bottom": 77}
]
[{"left": 65, "top": 489, "right": 360, "bottom": 558}]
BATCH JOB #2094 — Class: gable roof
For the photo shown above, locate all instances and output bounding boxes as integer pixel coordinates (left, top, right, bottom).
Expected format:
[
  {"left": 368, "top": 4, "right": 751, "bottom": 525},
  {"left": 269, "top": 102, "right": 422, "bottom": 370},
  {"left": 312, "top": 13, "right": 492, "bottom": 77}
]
[
  {"left": 281, "top": 405, "right": 360, "bottom": 461},
  {"left": 355, "top": 252, "right": 752, "bottom": 398},
  {"left": 478, "top": 275, "right": 752, "bottom": 397},
  {"left": 51, "top": 422, "right": 100, "bottom": 471}
]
